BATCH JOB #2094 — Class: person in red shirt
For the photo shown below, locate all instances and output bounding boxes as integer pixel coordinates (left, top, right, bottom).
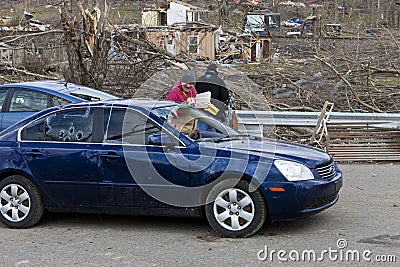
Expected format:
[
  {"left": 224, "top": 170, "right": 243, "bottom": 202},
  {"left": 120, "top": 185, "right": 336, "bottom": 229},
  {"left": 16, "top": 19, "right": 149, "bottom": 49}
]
[
  {"left": 166, "top": 70, "right": 202, "bottom": 138},
  {"left": 166, "top": 70, "right": 197, "bottom": 104}
]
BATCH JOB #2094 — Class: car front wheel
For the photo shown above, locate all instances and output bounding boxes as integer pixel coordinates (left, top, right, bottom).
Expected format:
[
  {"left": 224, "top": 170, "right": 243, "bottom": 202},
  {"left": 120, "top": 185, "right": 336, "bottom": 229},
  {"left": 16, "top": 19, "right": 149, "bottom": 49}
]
[
  {"left": 205, "top": 179, "right": 267, "bottom": 238},
  {"left": 0, "top": 175, "right": 44, "bottom": 228}
]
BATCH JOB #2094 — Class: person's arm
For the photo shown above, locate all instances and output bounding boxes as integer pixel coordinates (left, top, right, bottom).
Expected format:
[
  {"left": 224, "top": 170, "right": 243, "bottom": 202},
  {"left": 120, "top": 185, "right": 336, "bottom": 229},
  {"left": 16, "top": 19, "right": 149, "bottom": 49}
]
[
  {"left": 215, "top": 76, "right": 229, "bottom": 102},
  {"left": 219, "top": 85, "right": 230, "bottom": 103},
  {"left": 166, "top": 90, "right": 179, "bottom": 102}
]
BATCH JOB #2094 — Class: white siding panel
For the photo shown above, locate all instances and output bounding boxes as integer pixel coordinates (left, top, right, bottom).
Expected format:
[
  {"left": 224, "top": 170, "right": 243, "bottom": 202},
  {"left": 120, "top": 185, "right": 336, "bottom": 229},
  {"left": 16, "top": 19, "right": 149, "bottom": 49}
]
[{"left": 167, "top": 2, "right": 189, "bottom": 25}]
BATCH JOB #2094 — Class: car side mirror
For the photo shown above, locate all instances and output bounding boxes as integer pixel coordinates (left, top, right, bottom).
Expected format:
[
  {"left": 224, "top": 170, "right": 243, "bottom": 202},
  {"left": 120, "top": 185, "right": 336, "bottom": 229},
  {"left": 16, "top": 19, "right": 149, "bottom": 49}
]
[{"left": 148, "top": 133, "right": 178, "bottom": 149}]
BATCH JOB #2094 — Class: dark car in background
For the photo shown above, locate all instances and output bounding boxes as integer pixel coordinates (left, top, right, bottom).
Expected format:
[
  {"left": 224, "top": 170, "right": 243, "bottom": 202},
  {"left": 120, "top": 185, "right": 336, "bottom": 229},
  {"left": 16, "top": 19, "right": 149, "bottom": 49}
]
[
  {"left": 0, "top": 99, "right": 342, "bottom": 237},
  {"left": 0, "top": 80, "right": 119, "bottom": 131}
]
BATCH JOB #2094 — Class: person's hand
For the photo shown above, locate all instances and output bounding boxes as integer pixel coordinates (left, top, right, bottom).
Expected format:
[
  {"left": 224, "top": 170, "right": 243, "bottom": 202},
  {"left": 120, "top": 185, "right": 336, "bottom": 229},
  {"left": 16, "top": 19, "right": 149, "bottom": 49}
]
[
  {"left": 188, "top": 129, "right": 202, "bottom": 140},
  {"left": 186, "top": 97, "right": 196, "bottom": 106}
]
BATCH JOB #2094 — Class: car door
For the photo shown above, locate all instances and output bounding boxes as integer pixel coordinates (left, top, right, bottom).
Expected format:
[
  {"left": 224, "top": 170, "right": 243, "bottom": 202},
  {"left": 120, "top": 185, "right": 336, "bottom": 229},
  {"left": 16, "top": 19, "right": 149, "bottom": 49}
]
[
  {"left": 98, "top": 107, "right": 193, "bottom": 208},
  {"left": 19, "top": 107, "right": 102, "bottom": 206}
]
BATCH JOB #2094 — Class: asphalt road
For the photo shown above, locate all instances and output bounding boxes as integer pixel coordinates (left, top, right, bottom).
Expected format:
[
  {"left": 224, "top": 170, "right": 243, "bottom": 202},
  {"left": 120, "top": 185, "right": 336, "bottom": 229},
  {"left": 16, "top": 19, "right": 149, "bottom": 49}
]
[{"left": 0, "top": 164, "right": 399, "bottom": 266}]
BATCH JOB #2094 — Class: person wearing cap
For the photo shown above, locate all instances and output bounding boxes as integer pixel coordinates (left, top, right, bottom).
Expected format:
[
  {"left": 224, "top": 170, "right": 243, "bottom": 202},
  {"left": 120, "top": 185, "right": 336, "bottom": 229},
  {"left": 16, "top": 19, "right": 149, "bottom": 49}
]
[
  {"left": 166, "top": 70, "right": 197, "bottom": 104},
  {"left": 195, "top": 63, "right": 229, "bottom": 104},
  {"left": 166, "top": 70, "right": 199, "bottom": 137},
  {"left": 196, "top": 64, "right": 231, "bottom": 131}
]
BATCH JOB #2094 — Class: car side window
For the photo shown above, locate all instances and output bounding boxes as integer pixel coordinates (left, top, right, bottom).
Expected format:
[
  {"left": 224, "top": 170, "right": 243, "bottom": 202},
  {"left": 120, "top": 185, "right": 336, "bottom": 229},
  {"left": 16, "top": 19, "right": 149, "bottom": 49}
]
[
  {"left": 9, "top": 89, "right": 49, "bottom": 112},
  {"left": 21, "top": 108, "right": 94, "bottom": 143},
  {"left": 105, "top": 109, "right": 161, "bottom": 145},
  {"left": 50, "top": 96, "right": 70, "bottom": 106},
  {"left": 0, "top": 88, "right": 7, "bottom": 111}
]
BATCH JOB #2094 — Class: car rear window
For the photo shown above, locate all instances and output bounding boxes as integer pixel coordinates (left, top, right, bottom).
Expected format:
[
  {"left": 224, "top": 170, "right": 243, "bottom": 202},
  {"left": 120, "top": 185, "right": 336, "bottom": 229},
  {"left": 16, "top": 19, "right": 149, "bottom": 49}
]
[{"left": 69, "top": 88, "right": 120, "bottom": 101}]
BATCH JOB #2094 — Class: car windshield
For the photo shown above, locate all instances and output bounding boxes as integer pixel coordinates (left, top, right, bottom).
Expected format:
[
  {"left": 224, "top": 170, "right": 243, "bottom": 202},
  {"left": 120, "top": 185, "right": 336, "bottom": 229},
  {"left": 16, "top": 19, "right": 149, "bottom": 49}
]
[{"left": 152, "top": 104, "right": 242, "bottom": 141}]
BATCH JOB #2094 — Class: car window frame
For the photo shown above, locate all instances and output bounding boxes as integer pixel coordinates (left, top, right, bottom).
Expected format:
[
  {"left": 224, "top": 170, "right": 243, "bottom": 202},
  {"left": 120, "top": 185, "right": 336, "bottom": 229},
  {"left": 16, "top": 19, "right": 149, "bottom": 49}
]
[
  {"left": 18, "top": 106, "right": 103, "bottom": 144},
  {"left": 49, "top": 95, "right": 71, "bottom": 107},
  {"left": 8, "top": 87, "right": 52, "bottom": 112},
  {"left": 103, "top": 106, "right": 186, "bottom": 148},
  {"left": 17, "top": 105, "right": 186, "bottom": 148},
  {"left": 1, "top": 87, "right": 73, "bottom": 113},
  {"left": 0, "top": 87, "right": 9, "bottom": 112},
  {"left": 0, "top": 87, "right": 13, "bottom": 112}
]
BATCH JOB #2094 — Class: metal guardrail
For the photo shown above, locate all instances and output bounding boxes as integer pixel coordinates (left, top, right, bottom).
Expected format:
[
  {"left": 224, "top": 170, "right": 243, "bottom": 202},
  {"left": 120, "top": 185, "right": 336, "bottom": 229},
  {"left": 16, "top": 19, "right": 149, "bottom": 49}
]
[
  {"left": 236, "top": 111, "right": 400, "bottom": 126},
  {"left": 235, "top": 111, "right": 400, "bottom": 136},
  {"left": 235, "top": 110, "right": 400, "bottom": 162}
]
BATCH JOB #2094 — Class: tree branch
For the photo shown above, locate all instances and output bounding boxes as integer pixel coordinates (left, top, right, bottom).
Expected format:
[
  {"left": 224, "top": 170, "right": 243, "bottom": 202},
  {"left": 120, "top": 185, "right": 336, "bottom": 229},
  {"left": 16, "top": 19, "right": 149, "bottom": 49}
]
[
  {"left": 314, "top": 55, "right": 384, "bottom": 113},
  {"left": 3, "top": 66, "right": 58, "bottom": 80}
]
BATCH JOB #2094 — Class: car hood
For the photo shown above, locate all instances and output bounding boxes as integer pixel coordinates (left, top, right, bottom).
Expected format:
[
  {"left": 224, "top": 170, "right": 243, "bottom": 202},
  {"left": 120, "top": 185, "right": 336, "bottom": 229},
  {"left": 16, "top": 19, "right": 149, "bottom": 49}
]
[{"left": 200, "top": 136, "right": 331, "bottom": 167}]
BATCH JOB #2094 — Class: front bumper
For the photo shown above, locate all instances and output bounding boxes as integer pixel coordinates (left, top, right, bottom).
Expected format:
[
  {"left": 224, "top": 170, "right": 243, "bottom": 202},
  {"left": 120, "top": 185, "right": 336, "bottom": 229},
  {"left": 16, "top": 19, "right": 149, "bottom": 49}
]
[{"left": 262, "top": 172, "right": 343, "bottom": 221}]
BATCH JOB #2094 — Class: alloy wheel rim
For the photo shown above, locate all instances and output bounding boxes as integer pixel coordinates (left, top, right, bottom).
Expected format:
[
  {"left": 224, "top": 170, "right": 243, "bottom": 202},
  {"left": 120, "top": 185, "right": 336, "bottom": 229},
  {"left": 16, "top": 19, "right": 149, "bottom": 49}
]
[
  {"left": 0, "top": 184, "right": 31, "bottom": 222},
  {"left": 213, "top": 188, "right": 255, "bottom": 231}
]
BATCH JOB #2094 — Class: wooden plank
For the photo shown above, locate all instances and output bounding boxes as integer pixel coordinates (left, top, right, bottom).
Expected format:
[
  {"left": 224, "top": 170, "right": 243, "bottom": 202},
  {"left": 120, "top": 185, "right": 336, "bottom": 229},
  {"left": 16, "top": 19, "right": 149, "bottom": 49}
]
[
  {"left": 328, "top": 128, "right": 400, "bottom": 132},
  {"left": 332, "top": 154, "right": 400, "bottom": 157},
  {"left": 333, "top": 157, "right": 400, "bottom": 160},
  {"left": 330, "top": 138, "right": 400, "bottom": 142},
  {"left": 330, "top": 140, "right": 399, "bottom": 147},
  {"left": 328, "top": 129, "right": 399, "bottom": 132},
  {"left": 330, "top": 142, "right": 400, "bottom": 146},
  {"left": 333, "top": 158, "right": 400, "bottom": 162},
  {"left": 329, "top": 143, "right": 400, "bottom": 147},
  {"left": 323, "top": 122, "right": 400, "bottom": 161},
  {"left": 329, "top": 132, "right": 399, "bottom": 135},
  {"left": 330, "top": 151, "right": 400, "bottom": 155}
]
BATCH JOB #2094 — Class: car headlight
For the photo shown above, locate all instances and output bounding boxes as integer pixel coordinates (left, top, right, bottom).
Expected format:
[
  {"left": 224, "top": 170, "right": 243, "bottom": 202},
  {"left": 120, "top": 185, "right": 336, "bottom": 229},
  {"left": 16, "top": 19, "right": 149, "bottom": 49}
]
[{"left": 274, "top": 160, "right": 314, "bottom": 181}]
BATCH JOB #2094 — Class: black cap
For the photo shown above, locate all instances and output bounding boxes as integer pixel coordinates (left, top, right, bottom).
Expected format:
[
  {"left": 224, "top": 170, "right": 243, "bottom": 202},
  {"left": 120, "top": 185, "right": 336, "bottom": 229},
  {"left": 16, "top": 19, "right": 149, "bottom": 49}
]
[{"left": 206, "top": 63, "right": 218, "bottom": 73}]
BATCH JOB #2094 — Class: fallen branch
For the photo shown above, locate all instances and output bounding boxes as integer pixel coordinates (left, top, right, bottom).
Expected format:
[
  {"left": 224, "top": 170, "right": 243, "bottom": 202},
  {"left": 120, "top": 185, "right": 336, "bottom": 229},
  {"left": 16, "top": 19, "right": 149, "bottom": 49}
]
[
  {"left": 0, "top": 75, "right": 13, "bottom": 83},
  {"left": 114, "top": 32, "right": 188, "bottom": 64},
  {"left": 269, "top": 103, "right": 319, "bottom": 112},
  {"left": 0, "top": 29, "right": 63, "bottom": 44},
  {"left": 369, "top": 66, "right": 400, "bottom": 75},
  {"left": 3, "top": 66, "right": 58, "bottom": 80},
  {"left": 314, "top": 55, "right": 384, "bottom": 113}
]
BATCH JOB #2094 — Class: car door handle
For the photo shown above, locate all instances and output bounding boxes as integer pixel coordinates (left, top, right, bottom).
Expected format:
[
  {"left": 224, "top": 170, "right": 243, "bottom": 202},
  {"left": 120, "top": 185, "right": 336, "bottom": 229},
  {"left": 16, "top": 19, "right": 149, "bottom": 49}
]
[
  {"left": 23, "top": 149, "right": 44, "bottom": 157},
  {"left": 100, "top": 152, "right": 121, "bottom": 160}
]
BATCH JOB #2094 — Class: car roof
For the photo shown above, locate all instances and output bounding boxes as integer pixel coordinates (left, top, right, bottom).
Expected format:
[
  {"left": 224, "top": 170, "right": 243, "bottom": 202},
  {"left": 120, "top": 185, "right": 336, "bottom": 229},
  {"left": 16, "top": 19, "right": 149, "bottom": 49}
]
[
  {"left": 0, "top": 80, "right": 119, "bottom": 101},
  {"left": 63, "top": 98, "right": 179, "bottom": 110}
]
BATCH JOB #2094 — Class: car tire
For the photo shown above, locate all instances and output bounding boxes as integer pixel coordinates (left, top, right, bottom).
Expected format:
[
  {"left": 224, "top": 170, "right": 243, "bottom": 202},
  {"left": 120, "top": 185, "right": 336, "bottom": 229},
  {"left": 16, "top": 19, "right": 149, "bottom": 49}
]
[
  {"left": 0, "top": 175, "right": 44, "bottom": 228},
  {"left": 205, "top": 179, "right": 267, "bottom": 238}
]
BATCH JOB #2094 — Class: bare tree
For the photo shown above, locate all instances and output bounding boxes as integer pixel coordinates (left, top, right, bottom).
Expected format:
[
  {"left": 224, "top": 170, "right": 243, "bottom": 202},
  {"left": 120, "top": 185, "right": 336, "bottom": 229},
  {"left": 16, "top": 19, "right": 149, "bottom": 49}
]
[{"left": 60, "top": 0, "right": 111, "bottom": 89}]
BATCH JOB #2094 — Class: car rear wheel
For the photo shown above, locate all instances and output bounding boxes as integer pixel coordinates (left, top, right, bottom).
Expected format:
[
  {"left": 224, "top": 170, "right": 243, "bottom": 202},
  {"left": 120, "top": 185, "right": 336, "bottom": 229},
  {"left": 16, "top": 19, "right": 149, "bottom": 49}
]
[
  {"left": 0, "top": 175, "right": 44, "bottom": 228},
  {"left": 205, "top": 179, "right": 267, "bottom": 238}
]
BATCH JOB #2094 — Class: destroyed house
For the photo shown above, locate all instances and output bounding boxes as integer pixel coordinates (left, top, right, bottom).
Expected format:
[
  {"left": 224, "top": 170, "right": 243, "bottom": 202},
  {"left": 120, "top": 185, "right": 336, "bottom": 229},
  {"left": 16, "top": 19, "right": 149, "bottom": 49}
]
[
  {"left": 142, "top": 0, "right": 209, "bottom": 26},
  {"left": 124, "top": 23, "right": 219, "bottom": 60},
  {"left": 142, "top": 7, "right": 168, "bottom": 26},
  {"left": 244, "top": 12, "right": 281, "bottom": 35},
  {"left": 140, "top": 1, "right": 215, "bottom": 60},
  {"left": 241, "top": 12, "right": 276, "bottom": 62}
]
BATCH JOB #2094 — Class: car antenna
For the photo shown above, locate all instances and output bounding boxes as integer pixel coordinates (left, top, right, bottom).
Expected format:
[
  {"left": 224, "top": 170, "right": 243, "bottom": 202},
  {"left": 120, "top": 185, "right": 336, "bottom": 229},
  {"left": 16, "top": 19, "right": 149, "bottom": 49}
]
[{"left": 63, "top": 82, "right": 71, "bottom": 92}]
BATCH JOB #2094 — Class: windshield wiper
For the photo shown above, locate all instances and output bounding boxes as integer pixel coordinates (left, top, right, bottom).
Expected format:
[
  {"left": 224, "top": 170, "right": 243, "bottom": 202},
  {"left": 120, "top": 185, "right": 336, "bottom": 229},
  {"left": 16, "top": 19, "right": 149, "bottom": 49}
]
[
  {"left": 70, "top": 93, "right": 101, "bottom": 101},
  {"left": 199, "top": 134, "right": 249, "bottom": 143}
]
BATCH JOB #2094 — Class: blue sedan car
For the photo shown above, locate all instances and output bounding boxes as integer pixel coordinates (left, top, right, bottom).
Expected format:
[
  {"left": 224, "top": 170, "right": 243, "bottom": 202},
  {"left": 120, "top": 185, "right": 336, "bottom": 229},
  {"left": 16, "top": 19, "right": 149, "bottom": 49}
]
[
  {"left": 0, "top": 99, "right": 342, "bottom": 237},
  {"left": 0, "top": 80, "right": 119, "bottom": 132}
]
